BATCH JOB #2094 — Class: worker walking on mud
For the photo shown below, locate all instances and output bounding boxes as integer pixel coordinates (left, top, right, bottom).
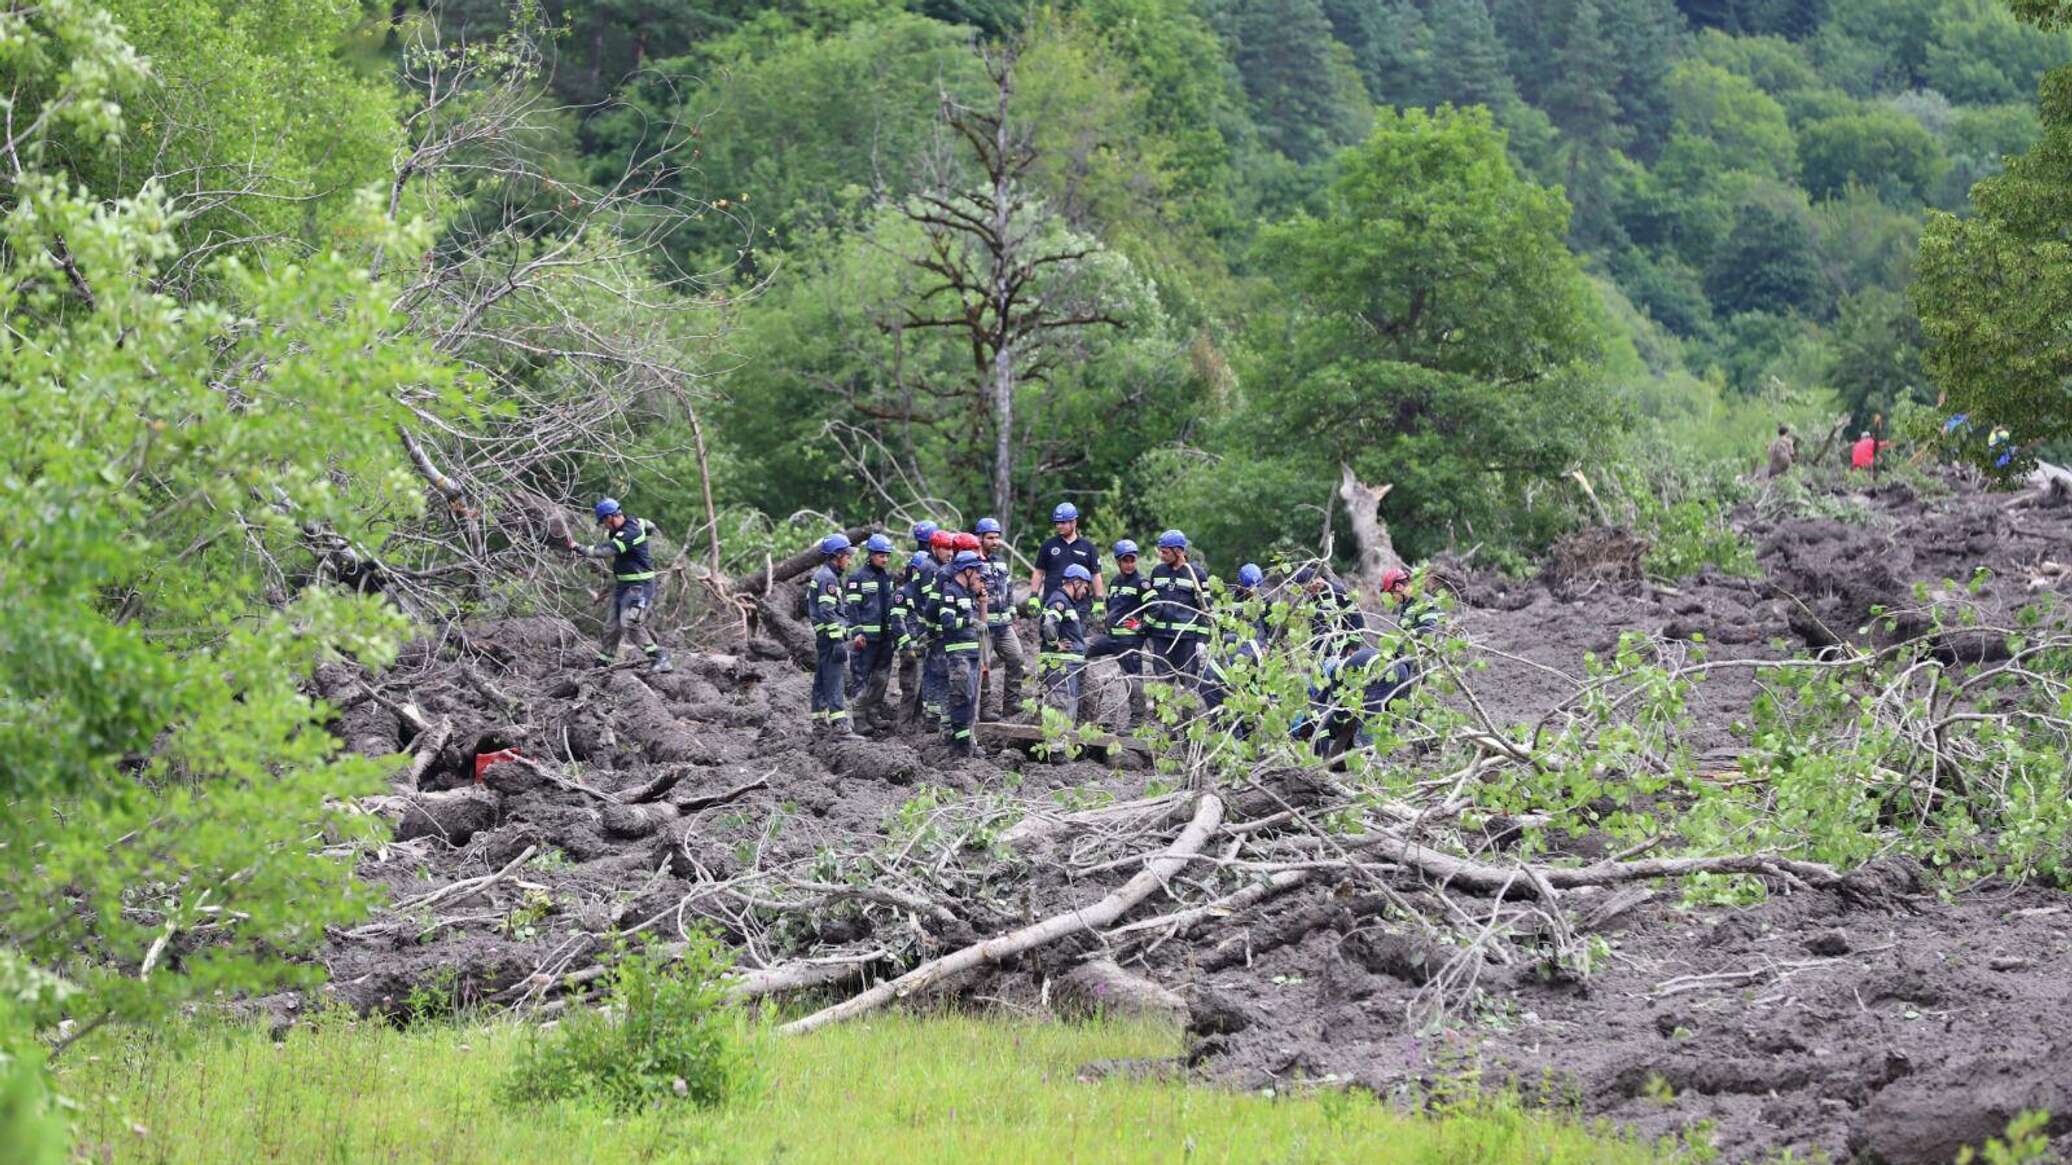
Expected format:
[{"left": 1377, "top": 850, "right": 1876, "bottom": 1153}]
[
  {"left": 1039, "top": 563, "right": 1095, "bottom": 727},
  {"left": 937, "top": 549, "right": 989, "bottom": 757},
  {"left": 1851, "top": 430, "right": 1892, "bottom": 473},
  {"left": 1766, "top": 424, "right": 1796, "bottom": 478},
  {"left": 1145, "top": 530, "right": 1211, "bottom": 687},
  {"left": 809, "top": 534, "right": 855, "bottom": 736},
  {"left": 569, "top": 497, "right": 672, "bottom": 673},
  {"left": 892, "top": 522, "right": 938, "bottom": 728},
  {"left": 845, "top": 533, "right": 899, "bottom": 733},
  {"left": 974, "top": 518, "right": 1027, "bottom": 719}
]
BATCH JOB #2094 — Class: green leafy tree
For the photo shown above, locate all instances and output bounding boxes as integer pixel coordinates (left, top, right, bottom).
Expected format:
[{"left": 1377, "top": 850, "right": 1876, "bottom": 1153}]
[
  {"left": 0, "top": 3, "right": 458, "bottom": 1158},
  {"left": 1208, "top": 0, "right": 1373, "bottom": 163},
  {"left": 1917, "top": 63, "right": 2072, "bottom": 454},
  {"left": 1543, "top": 0, "right": 1636, "bottom": 243},
  {"left": 68, "top": 1, "right": 402, "bottom": 260},
  {"left": 1705, "top": 201, "right": 1823, "bottom": 316},
  {"left": 1826, "top": 287, "right": 1928, "bottom": 420},
  {"left": 1799, "top": 108, "right": 1948, "bottom": 201},
  {"left": 1178, "top": 107, "right": 1613, "bottom": 561},
  {"left": 1425, "top": 0, "right": 1519, "bottom": 110},
  {"left": 1323, "top": 0, "right": 1431, "bottom": 106},
  {"left": 1924, "top": 0, "right": 2072, "bottom": 105},
  {"left": 1662, "top": 60, "right": 1797, "bottom": 179}
]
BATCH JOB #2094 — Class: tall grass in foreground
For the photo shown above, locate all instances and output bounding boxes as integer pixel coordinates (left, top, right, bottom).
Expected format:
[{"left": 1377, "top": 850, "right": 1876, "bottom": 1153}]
[{"left": 61, "top": 1013, "right": 1684, "bottom": 1165}]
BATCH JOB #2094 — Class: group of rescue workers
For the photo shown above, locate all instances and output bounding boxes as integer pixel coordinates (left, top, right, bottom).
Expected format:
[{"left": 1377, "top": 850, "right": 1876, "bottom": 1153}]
[{"left": 574, "top": 497, "right": 1440, "bottom": 760}]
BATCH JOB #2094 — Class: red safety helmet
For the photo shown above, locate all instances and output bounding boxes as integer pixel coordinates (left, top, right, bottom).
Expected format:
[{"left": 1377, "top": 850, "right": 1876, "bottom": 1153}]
[
  {"left": 1379, "top": 566, "right": 1411, "bottom": 595},
  {"left": 928, "top": 529, "right": 957, "bottom": 551},
  {"left": 953, "top": 531, "right": 982, "bottom": 552}
]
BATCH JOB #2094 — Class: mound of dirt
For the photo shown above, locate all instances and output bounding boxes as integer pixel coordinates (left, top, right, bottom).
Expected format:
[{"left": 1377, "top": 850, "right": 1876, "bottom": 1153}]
[{"left": 309, "top": 470, "right": 2072, "bottom": 1163}]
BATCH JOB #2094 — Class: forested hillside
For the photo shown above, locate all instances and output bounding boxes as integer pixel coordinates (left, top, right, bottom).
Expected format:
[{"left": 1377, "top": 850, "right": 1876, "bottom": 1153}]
[{"left": 404, "top": 0, "right": 2066, "bottom": 563}]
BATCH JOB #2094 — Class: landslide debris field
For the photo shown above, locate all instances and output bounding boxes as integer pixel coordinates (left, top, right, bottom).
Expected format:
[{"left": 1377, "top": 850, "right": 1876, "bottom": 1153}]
[{"left": 316, "top": 471, "right": 2072, "bottom": 1165}]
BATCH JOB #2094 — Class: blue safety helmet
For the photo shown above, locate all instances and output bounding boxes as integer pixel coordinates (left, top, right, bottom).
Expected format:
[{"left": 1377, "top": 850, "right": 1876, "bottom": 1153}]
[
  {"left": 863, "top": 533, "right": 895, "bottom": 554},
  {"left": 819, "top": 533, "right": 853, "bottom": 557},
  {"left": 1062, "top": 564, "right": 1094, "bottom": 583},
  {"left": 951, "top": 550, "right": 986, "bottom": 569},
  {"left": 975, "top": 516, "right": 1002, "bottom": 535},
  {"left": 593, "top": 497, "right": 621, "bottom": 522},
  {"left": 1237, "top": 563, "right": 1263, "bottom": 588},
  {"left": 911, "top": 520, "right": 939, "bottom": 548},
  {"left": 1112, "top": 539, "right": 1139, "bottom": 558},
  {"left": 910, "top": 551, "right": 931, "bottom": 570},
  {"left": 1051, "top": 502, "right": 1079, "bottom": 524},
  {"left": 1156, "top": 529, "right": 1188, "bottom": 550}
]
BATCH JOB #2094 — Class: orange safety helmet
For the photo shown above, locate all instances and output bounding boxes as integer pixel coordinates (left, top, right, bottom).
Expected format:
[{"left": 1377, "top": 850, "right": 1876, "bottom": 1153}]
[
  {"left": 1379, "top": 566, "right": 1411, "bottom": 595},
  {"left": 952, "top": 531, "right": 982, "bottom": 553}
]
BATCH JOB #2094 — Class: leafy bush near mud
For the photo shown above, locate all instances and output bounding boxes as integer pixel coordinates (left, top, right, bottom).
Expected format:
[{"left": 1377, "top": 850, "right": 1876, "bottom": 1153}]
[{"left": 499, "top": 935, "right": 749, "bottom": 1111}]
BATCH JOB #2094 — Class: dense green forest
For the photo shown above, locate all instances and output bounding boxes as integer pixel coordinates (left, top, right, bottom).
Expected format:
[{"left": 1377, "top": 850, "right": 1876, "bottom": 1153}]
[
  {"left": 7, "top": 1, "right": 2072, "bottom": 1154},
  {"left": 392, "top": 0, "right": 2067, "bottom": 565}
]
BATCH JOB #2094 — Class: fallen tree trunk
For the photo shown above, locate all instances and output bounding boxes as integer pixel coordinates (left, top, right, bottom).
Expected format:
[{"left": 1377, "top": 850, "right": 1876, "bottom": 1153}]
[
  {"left": 736, "top": 526, "right": 872, "bottom": 597},
  {"left": 1344, "top": 831, "right": 1842, "bottom": 896},
  {"left": 780, "top": 791, "right": 1225, "bottom": 1035}
]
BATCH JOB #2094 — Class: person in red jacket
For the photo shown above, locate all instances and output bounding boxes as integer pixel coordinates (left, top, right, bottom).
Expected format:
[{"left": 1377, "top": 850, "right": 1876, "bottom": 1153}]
[{"left": 1850, "top": 431, "right": 1892, "bottom": 471}]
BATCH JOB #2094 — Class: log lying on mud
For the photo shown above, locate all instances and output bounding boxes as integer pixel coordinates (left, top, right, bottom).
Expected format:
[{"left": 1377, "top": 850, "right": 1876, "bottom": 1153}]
[
  {"left": 1053, "top": 959, "right": 1187, "bottom": 1021},
  {"left": 780, "top": 792, "right": 1226, "bottom": 1035}
]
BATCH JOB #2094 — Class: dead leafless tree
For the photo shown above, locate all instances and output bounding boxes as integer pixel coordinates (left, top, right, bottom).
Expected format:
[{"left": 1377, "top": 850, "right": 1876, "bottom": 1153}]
[{"left": 902, "top": 42, "right": 1126, "bottom": 523}]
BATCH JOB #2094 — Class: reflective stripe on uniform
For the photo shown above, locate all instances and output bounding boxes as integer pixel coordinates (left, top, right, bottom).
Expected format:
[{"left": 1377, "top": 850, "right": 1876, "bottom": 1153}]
[
  {"left": 944, "top": 642, "right": 980, "bottom": 653},
  {"left": 615, "top": 571, "right": 656, "bottom": 581}
]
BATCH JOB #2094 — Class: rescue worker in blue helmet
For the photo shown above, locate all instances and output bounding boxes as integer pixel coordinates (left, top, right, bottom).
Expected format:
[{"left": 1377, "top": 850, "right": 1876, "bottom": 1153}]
[
  {"left": 568, "top": 497, "right": 672, "bottom": 673},
  {"left": 1084, "top": 538, "right": 1152, "bottom": 728},
  {"left": 1292, "top": 563, "right": 1365, "bottom": 657},
  {"left": 1144, "top": 529, "right": 1211, "bottom": 688},
  {"left": 1039, "top": 563, "right": 1096, "bottom": 733},
  {"left": 807, "top": 534, "right": 855, "bottom": 737},
  {"left": 974, "top": 517, "right": 1028, "bottom": 719},
  {"left": 937, "top": 549, "right": 990, "bottom": 757},
  {"left": 1027, "top": 502, "right": 1105, "bottom": 625},
  {"left": 844, "top": 533, "right": 900, "bottom": 733},
  {"left": 890, "top": 521, "right": 940, "bottom": 728}
]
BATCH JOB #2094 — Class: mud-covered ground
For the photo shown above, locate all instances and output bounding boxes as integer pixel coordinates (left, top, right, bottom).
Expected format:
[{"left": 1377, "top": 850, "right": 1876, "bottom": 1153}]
[{"left": 315, "top": 470, "right": 2072, "bottom": 1164}]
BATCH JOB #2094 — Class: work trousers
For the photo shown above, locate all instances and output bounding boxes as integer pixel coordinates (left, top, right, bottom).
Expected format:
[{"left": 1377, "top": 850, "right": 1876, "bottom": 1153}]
[
  {"left": 945, "top": 650, "right": 982, "bottom": 745},
  {"left": 601, "top": 581, "right": 659, "bottom": 662},
  {"left": 978, "top": 622, "right": 1027, "bottom": 718},
  {"left": 1151, "top": 634, "right": 1202, "bottom": 687},
  {"left": 1087, "top": 633, "right": 1149, "bottom": 726},
  {"left": 895, "top": 647, "right": 924, "bottom": 724},
  {"left": 1040, "top": 654, "right": 1086, "bottom": 722},
  {"left": 923, "top": 643, "right": 949, "bottom": 724},
  {"left": 848, "top": 635, "right": 894, "bottom": 724},
  {"left": 811, "top": 634, "right": 850, "bottom": 725}
]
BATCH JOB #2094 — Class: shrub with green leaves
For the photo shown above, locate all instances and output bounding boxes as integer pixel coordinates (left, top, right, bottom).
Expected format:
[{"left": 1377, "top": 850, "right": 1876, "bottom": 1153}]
[
  {"left": 499, "top": 936, "right": 750, "bottom": 1112},
  {"left": 0, "top": 5, "right": 456, "bottom": 1158}
]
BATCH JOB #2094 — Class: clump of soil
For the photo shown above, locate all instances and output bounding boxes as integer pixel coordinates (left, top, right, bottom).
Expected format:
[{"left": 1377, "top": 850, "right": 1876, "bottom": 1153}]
[{"left": 312, "top": 468, "right": 2072, "bottom": 1164}]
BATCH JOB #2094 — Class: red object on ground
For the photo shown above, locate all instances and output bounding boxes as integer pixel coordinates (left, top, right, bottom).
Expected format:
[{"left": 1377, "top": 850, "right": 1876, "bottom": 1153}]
[
  {"left": 1850, "top": 436, "right": 1891, "bottom": 470},
  {"left": 473, "top": 748, "right": 522, "bottom": 785}
]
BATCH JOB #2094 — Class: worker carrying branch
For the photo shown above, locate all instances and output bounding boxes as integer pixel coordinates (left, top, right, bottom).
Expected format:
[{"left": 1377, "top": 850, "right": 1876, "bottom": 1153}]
[{"left": 568, "top": 497, "right": 672, "bottom": 674}]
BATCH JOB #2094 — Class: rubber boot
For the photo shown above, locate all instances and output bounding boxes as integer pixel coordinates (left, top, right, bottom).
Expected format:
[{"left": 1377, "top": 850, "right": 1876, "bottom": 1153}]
[
  {"left": 829, "top": 713, "right": 854, "bottom": 738},
  {"left": 651, "top": 650, "right": 674, "bottom": 674}
]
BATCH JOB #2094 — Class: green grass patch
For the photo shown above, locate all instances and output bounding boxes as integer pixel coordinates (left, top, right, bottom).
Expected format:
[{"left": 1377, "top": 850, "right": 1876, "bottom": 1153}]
[{"left": 61, "top": 1013, "right": 1686, "bottom": 1164}]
